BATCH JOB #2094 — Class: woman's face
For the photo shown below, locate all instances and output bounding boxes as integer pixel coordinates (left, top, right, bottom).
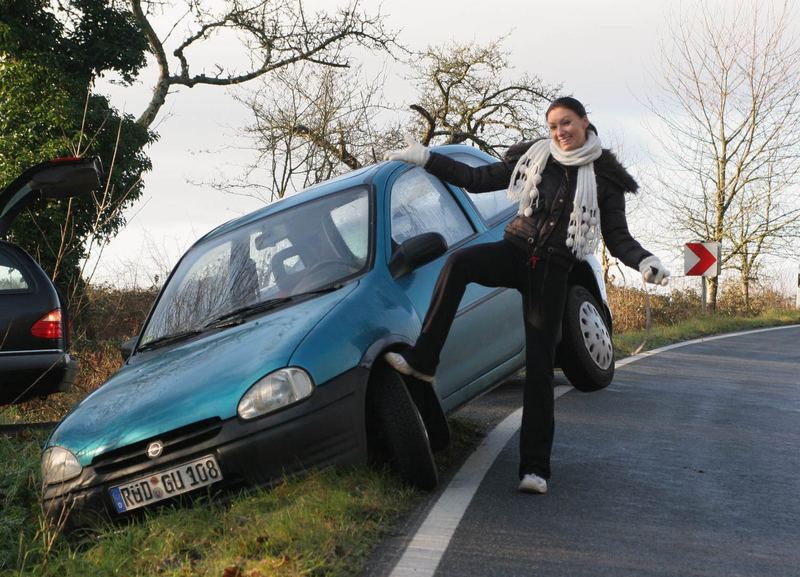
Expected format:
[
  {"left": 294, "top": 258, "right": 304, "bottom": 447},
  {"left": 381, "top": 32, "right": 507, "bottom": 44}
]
[{"left": 547, "top": 107, "right": 590, "bottom": 151}]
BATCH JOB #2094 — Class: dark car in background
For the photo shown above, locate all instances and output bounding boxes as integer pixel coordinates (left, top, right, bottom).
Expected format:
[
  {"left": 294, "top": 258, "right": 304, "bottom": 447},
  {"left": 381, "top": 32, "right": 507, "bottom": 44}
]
[{"left": 0, "top": 157, "right": 103, "bottom": 405}]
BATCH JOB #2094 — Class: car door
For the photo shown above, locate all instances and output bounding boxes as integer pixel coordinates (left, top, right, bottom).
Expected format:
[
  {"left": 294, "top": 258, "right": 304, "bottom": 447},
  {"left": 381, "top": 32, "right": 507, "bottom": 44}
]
[
  {"left": 387, "top": 167, "right": 523, "bottom": 405},
  {"left": 0, "top": 156, "right": 102, "bottom": 236}
]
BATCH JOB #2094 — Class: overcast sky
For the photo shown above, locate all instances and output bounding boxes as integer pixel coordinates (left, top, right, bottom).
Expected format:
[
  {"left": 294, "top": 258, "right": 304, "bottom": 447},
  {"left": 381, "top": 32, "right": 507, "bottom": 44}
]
[{"left": 92, "top": 0, "right": 799, "bottom": 292}]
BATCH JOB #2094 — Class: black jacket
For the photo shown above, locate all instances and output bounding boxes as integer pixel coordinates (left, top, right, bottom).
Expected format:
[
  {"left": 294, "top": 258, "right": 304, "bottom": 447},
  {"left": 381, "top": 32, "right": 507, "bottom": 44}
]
[{"left": 424, "top": 141, "right": 651, "bottom": 270}]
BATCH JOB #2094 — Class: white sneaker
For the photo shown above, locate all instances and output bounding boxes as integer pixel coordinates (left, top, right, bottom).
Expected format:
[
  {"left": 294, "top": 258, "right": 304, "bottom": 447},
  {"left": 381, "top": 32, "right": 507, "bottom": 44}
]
[
  {"left": 518, "top": 473, "right": 548, "bottom": 494},
  {"left": 384, "top": 352, "right": 435, "bottom": 383}
]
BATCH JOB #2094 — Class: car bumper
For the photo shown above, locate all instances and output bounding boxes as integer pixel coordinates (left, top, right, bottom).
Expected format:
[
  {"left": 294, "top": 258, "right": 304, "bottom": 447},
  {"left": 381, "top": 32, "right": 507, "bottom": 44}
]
[
  {"left": 42, "top": 366, "right": 369, "bottom": 526},
  {"left": 0, "top": 352, "right": 76, "bottom": 404}
]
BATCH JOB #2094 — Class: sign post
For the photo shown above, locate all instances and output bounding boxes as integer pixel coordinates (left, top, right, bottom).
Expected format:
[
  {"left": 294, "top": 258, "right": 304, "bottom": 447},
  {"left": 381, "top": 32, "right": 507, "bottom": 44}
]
[{"left": 684, "top": 242, "right": 720, "bottom": 310}]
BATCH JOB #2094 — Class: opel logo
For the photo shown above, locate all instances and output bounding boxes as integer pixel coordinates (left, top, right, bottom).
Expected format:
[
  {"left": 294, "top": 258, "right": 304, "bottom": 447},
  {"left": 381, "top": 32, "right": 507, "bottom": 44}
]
[{"left": 146, "top": 441, "right": 164, "bottom": 459}]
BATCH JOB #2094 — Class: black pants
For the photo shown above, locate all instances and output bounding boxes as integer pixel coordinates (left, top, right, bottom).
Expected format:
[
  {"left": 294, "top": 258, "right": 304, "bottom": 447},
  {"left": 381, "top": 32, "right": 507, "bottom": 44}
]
[{"left": 403, "top": 239, "right": 570, "bottom": 480}]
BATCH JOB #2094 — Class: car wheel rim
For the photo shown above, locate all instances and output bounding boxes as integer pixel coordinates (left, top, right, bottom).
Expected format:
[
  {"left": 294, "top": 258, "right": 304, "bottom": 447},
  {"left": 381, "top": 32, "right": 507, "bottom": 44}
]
[{"left": 578, "top": 300, "right": 613, "bottom": 370}]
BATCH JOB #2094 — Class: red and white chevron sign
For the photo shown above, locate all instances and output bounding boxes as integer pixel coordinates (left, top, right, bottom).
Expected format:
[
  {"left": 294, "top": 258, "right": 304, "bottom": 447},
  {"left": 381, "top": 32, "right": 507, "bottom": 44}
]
[{"left": 684, "top": 242, "right": 720, "bottom": 277}]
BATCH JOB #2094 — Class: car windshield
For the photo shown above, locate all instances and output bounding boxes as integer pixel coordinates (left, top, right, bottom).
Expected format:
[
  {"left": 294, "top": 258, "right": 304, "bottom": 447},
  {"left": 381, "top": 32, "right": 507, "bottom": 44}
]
[{"left": 141, "top": 187, "right": 370, "bottom": 346}]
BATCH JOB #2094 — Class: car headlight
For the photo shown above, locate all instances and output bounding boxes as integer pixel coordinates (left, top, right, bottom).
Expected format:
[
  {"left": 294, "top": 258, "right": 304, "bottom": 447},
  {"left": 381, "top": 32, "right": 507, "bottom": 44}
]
[
  {"left": 41, "top": 446, "right": 82, "bottom": 485},
  {"left": 237, "top": 367, "right": 314, "bottom": 420}
]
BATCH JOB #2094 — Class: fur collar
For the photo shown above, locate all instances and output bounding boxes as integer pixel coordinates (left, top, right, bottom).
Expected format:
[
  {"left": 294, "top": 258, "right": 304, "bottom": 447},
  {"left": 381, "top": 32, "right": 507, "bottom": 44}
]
[{"left": 594, "top": 149, "right": 638, "bottom": 193}]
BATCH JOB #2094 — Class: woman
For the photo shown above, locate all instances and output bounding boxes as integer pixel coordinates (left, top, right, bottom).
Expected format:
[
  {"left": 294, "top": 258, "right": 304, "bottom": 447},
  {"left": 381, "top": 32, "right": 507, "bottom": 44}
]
[{"left": 383, "top": 96, "right": 669, "bottom": 494}]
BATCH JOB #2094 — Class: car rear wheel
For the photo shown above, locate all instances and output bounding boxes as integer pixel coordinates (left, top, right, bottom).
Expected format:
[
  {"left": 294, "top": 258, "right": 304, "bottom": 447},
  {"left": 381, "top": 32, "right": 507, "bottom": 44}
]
[
  {"left": 558, "top": 285, "right": 615, "bottom": 392},
  {"left": 370, "top": 368, "right": 438, "bottom": 490}
]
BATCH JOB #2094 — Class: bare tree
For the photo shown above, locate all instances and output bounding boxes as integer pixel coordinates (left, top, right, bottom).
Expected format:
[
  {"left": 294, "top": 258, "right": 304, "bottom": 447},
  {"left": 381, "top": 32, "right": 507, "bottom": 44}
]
[
  {"left": 220, "top": 62, "right": 395, "bottom": 202},
  {"left": 226, "top": 37, "right": 558, "bottom": 201},
  {"left": 409, "top": 38, "right": 559, "bottom": 157},
  {"left": 130, "top": 0, "right": 398, "bottom": 129},
  {"left": 647, "top": 0, "right": 800, "bottom": 309}
]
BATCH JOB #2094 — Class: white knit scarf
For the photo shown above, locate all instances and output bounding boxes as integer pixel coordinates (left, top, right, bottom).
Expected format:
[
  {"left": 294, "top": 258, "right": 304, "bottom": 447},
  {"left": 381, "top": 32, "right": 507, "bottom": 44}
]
[{"left": 507, "top": 131, "right": 603, "bottom": 260}]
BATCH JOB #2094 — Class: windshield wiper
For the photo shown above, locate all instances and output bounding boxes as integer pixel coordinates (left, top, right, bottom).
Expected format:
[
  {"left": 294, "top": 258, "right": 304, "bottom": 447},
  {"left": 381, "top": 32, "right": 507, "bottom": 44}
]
[
  {"left": 203, "top": 297, "right": 295, "bottom": 328},
  {"left": 297, "top": 283, "right": 344, "bottom": 297},
  {"left": 137, "top": 329, "right": 205, "bottom": 352},
  {"left": 203, "top": 283, "right": 345, "bottom": 329}
]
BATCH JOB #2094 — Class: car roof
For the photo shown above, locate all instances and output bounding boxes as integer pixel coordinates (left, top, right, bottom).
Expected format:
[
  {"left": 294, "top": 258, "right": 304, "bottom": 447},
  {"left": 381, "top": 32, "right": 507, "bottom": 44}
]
[{"left": 195, "top": 144, "right": 496, "bottom": 245}]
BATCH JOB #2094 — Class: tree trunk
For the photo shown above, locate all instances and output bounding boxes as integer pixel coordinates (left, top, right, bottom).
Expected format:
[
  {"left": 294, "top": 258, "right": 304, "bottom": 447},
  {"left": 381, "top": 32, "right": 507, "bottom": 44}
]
[
  {"left": 740, "top": 256, "right": 752, "bottom": 312},
  {"left": 707, "top": 276, "right": 718, "bottom": 311},
  {"left": 601, "top": 244, "right": 610, "bottom": 286}
]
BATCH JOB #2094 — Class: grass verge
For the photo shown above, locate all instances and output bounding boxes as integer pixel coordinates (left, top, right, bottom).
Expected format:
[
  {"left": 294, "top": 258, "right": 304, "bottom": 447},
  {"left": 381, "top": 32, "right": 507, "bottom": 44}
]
[
  {"left": 613, "top": 308, "right": 800, "bottom": 358},
  {"left": 1, "top": 310, "right": 797, "bottom": 575}
]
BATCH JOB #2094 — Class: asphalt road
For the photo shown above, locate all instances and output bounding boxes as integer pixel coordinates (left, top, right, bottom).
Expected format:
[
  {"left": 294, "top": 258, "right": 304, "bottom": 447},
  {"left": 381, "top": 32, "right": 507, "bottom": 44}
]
[{"left": 365, "top": 325, "right": 800, "bottom": 577}]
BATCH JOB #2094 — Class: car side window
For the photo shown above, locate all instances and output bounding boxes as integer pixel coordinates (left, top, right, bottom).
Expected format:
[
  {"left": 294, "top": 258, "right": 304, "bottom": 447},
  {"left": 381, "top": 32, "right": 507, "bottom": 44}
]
[
  {"left": 0, "top": 248, "right": 31, "bottom": 292},
  {"left": 390, "top": 168, "right": 474, "bottom": 248},
  {"left": 450, "top": 152, "right": 516, "bottom": 222},
  {"left": 329, "top": 193, "right": 370, "bottom": 262}
]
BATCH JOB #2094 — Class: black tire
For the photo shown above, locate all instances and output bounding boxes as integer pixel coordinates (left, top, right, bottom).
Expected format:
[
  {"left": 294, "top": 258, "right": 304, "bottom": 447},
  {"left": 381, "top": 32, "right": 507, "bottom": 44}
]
[
  {"left": 558, "top": 285, "right": 615, "bottom": 392},
  {"left": 370, "top": 368, "right": 439, "bottom": 490}
]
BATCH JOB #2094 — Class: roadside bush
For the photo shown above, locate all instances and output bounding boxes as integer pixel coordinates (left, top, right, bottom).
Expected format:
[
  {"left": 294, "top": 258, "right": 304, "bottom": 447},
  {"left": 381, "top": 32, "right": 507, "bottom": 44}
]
[
  {"left": 608, "top": 279, "right": 795, "bottom": 333},
  {"left": 75, "top": 283, "right": 158, "bottom": 342},
  {"left": 607, "top": 285, "right": 700, "bottom": 332},
  {"left": 716, "top": 277, "right": 792, "bottom": 315}
]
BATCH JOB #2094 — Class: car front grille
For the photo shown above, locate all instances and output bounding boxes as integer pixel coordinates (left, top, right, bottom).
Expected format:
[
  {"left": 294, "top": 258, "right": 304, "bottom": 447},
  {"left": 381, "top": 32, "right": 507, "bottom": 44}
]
[{"left": 91, "top": 418, "right": 223, "bottom": 474}]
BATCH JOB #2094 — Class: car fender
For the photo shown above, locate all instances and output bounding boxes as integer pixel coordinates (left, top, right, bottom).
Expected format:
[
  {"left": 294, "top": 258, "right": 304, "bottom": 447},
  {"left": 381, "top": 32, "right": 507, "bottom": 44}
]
[
  {"left": 361, "top": 337, "right": 450, "bottom": 453},
  {"left": 290, "top": 278, "right": 450, "bottom": 453}
]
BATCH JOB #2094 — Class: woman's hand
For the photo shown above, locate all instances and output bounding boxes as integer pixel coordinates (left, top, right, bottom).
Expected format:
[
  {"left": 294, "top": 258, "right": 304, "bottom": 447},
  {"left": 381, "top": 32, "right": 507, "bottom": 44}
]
[
  {"left": 384, "top": 135, "right": 430, "bottom": 166},
  {"left": 639, "top": 255, "right": 671, "bottom": 286}
]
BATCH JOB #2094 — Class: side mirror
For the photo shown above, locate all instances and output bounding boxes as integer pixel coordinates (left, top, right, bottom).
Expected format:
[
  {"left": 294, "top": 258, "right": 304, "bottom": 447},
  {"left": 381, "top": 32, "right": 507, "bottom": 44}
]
[
  {"left": 389, "top": 232, "right": 448, "bottom": 278},
  {"left": 120, "top": 337, "right": 137, "bottom": 361}
]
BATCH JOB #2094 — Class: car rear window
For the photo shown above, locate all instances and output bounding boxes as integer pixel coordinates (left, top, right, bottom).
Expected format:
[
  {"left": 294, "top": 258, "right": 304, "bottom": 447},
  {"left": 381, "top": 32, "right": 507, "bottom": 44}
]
[{"left": 0, "top": 248, "right": 31, "bottom": 292}]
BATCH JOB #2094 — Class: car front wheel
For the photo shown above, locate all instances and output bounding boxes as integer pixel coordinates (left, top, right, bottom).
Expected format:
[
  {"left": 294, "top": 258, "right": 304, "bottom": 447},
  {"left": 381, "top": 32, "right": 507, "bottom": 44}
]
[
  {"left": 369, "top": 368, "right": 438, "bottom": 490},
  {"left": 558, "top": 285, "right": 615, "bottom": 392}
]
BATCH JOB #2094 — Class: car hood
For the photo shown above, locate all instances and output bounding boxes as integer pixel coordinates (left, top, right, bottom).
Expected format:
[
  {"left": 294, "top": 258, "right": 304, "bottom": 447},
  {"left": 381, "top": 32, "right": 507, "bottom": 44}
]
[{"left": 48, "top": 286, "right": 356, "bottom": 465}]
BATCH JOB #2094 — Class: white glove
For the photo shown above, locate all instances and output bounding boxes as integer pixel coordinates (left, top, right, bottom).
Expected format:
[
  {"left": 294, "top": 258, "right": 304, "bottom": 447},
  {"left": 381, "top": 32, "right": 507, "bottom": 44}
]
[
  {"left": 639, "top": 255, "right": 670, "bottom": 286},
  {"left": 384, "top": 134, "right": 430, "bottom": 166}
]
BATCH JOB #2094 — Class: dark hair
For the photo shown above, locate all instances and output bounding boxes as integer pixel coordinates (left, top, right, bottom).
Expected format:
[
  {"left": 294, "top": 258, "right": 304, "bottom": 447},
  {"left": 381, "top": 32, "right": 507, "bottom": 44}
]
[
  {"left": 546, "top": 96, "right": 598, "bottom": 135},
  {"left": 546, "top": 96, "right": 587, "bottom": 118}
]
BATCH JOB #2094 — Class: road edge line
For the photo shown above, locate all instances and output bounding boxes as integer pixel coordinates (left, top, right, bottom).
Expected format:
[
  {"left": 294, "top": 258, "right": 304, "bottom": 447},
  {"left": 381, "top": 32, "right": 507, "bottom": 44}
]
[
  {"left": 388, "top": 385, "right": 572, "bottom": 577},
  {"left": 615, "top": 323, "right": 800, "bottom": 368}
]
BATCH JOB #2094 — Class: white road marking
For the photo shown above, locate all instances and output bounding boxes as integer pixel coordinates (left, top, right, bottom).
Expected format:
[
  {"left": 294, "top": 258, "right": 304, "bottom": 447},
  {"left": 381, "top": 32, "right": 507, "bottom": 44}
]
[
  {"left": 615, "top": 324, "right": 799, "bottom": 368},
  {"left": 388, "top": 324, "right": 799, "bottom": 577}
]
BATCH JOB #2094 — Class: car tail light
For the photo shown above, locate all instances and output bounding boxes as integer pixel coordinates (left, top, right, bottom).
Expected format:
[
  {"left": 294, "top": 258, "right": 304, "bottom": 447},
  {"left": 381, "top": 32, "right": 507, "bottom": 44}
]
[{"left": 31, "top": 309, "right": 63, "bottom": 339}]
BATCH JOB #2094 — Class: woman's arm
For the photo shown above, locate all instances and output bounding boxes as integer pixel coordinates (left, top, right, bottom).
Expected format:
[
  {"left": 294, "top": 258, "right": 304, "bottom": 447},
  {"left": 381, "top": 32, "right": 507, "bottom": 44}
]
[
  {"left": 424, "top": 152, "right": 514, "bottom": 193},
  {"left": 598, "top": 181, "right": 652, "bottom": 270}
]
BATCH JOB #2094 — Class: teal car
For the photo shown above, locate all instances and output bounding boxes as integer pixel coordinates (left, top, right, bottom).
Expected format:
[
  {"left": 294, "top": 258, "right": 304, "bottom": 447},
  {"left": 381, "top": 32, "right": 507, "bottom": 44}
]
[{"left": 41, "top": 146, "right": 614, "bottom": 524}]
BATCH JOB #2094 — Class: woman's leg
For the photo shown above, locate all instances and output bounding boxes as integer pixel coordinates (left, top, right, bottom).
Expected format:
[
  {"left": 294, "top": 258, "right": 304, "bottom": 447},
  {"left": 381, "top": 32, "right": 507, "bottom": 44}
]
[
  {"left": 402, "top": 239, "right": 525, "bottom": 375},
  {"left": 518, "top": 261, "right": 570, "bottom": 481}
]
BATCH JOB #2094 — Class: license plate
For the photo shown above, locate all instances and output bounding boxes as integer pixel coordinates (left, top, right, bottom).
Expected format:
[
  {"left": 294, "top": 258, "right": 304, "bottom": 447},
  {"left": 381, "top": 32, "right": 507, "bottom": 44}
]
[{"left": 109, "top": 455, "right": 222, "bottom": 513}]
